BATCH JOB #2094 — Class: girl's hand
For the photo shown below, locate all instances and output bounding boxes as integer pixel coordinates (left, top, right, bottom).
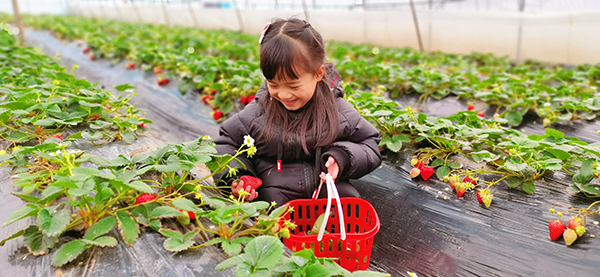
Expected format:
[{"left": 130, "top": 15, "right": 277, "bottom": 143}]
[
  {"left": 320, "top": 156, "right": 339, "bottom": 182},
  {"left": 231, "top": 180, "right": 258, "bottom": 201}
]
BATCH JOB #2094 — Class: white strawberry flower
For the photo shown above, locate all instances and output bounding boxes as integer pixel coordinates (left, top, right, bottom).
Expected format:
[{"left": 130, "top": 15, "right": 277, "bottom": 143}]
[{"left": 243, "top": 135, "right": 254, "bottom": 148}]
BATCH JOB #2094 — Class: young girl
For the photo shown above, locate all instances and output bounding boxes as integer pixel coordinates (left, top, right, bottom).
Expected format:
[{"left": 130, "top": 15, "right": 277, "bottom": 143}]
[{"left": 213, "top": 18, "right": 382, "bottom": 207}]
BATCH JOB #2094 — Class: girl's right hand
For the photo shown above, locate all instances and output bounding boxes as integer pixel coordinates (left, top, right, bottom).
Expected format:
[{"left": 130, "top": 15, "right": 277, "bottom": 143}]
[{"left": 231, "top": 180, "right": 258, "bottom": 201}]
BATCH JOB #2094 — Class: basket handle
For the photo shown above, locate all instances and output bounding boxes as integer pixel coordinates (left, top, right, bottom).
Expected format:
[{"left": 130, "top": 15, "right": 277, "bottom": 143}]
[{"left": 317, "top": 173, "right": 346, "bottom": 242}]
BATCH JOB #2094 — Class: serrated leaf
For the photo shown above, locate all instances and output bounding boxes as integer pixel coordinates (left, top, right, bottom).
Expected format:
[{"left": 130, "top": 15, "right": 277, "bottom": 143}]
[
  {"left": 506, "top": 177, "right": 523, "bottom": 188},
  {"left": 116, "top": 211, "right": 140, "bottom": 246},
  {"left": 122, "top": 131, "right": 136, "bottom": 144},
  {"left": 250, "top": 201, "right": 270, "bottom": 211},
  {"left": 37, "top": 208, "right": 71, "bottom": 237},
  {"left": 149, "top": 206, "right": 184, "bottom": 219},
  {"left": 51, "top": 240, "right": 87, "bottom": 267},
  {"left": 446, "top": 161, "right": 462, "bottom": 169},
  {"left": 222, "top": 241, "right": 242, "bottom": 256},
  {"left": 126, "top": 181, "right": 153, "bottom": 193},
  {"left": 200, "top": 192, "right": 227, "bottom": 209},
  {"left": 172, "top": 198, "right": 202, "bottom": 213},
  {"left": 436, "top": 166, "right": 450, "bottom": 180},
  {"left": 504, "top": 110, "right": 523, "bottom": 126},
  {"left": 84, "top": 236, "right": 118, "bottom": 247},
  {"left": 3, "top": 205, "right": 40, "bottom": 227},
  {"left": 84, "top": 216, "right": 116, "bottom": 241},
  {"left": 471, "top": 150, "right": 500, "bottom": 163},
  {"left": 23, "top": 226, "right": 56, "bottom": 255},
  {"left": 0, "top": 228, "right": 26, "bottom": 246},
  {"left": 304, "top": 263, "right": 331, "bottom": 277},
  {"left": 69, "top": 178, "right": 95, "bottom": 197},
  {"left": 522, "top": 180, "right": 536, "bottom": 194},
  {"left": 245, "top": 235, "right": 284, "bottom": 268},
  {"left": 159, "top": 229, "right": 184, "bottom": 240},
  {"left": 579, "top": 185, "right": 600, "bottom": 196},
  {"left": 215, "top": 255, "right": 247, "bottom": 271},
  {"left": 163, "top": 234, "right": 195, "bottom": 252}
]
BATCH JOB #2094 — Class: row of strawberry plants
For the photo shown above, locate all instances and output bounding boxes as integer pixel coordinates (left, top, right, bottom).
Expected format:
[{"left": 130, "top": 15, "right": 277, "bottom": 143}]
[
  {"left": 11, "top": 14, "right": 600, "bottom": 128},
  {"left": 0, "top": 25, "right": 389, "bottom": 275},
  {"left": 348, "top": 88, "right": 600, "bottom": 245}
]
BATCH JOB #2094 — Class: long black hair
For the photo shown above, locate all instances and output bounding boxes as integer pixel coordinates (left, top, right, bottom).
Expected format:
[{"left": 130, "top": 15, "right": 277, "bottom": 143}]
[{"left": 258, "top": 18, "right": 339, "bottom": 155}]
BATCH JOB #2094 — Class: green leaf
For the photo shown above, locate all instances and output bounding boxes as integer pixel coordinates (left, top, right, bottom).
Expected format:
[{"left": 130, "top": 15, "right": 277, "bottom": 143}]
[
  {"left": 504, "top": 110, "right": 523, "bottom": 126},
  {"left": 38, "top": 208, "right": 71, "bottom": 237},
  {"left": 69, "top": 178, "right": 95, "bottom": 197},
  {"left": 84, "top": 216, "right": 116, "bottom": 241},
  {"left": 95, "top": 187, "right": 114, "bottom": 203},
  {"left": 114, "top": 84, "right": 136, "bottom": 92},
  {"left": 3, "top": 205, "right": 40, "bottom": 227},
  {"left": 470, "top": 150, "right": 500, "bottom": 163},
  {"left": 222, "top": 241, "right": 243, "bottom": 256},
  {"left": 126, "top": 181, "right": 153, "bottom": 193},
  {"left": 506, "top": 177, "right": 523, "bottom": 188},
  {"left": 245, "top": 235, "right": 284, "bottom": 269},
  {"left": 159, "top": 229, "right": 184, "bottom": 240},
  {"left": 172, "top": 198, "right": 202, "bottom": 213},
  {"left": 545, "top": 128, "right": 565, "bottom": 141},
  {"left": 122, "top": 131, "right": 136, "bottom": 144},
  {"left": 249, "top": 201, "right": 270, "bottom": 211},
  {"left": 116, "top": 211, "right": 140, "bottom": 246},
  {"left": 522, "top": 180, "right": 536, "bottom": 194},
  {"left": 215, "top": 255, "right": 247, "bottom": 271},
  {"left": 545, "top": 148, "right": 570, "bottom": 161},
  {"left": 23, "top": 225, "right": 56, "bottom": 255},
  {"left": 51, "top": 240, "right": 87, "bottom": 267},
  {"left": 0, "top": 228, "right": 26, "bottom": 246},
  {"left": 511, "top": 137, "right": 539, "bottom": 148},
  {"left": 50, "top": 180, "right": 78, "bottom": 189},
  {"left": 164, "top": 238, "right": 195, "bottom": 252},
  {"left": 304, "top": 263, "right": 331, "bottom": 277},
  {"left": 149, "top": 206, "right": 185, "bottom": 219},
  {"left": 446, "top": 161, "right": 462, "bottom": 169},
  {"left": 436, "top": 166, "right": 450, "bottom": 180},
  {"left": 84, "top": 236, "right": 118, "bottom": 247},
  {"left": 579, "top": 185, "right": 600, "bottom": 196}
]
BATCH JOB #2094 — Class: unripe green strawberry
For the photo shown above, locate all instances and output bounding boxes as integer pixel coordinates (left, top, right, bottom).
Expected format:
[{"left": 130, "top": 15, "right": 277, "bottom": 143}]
[
  {"left": 563, "top": 228, "right": 578, "bottom": 246},
  {"left": 575, "top": 225, "right": 586, "bottom": 237},
  {"left": 548, "top": 220, "right": 565, "bottom": 241},
  {"left": 278, "top": 228, "right": 290, "bottom": 239},
  {"left": 410, "top": 158, "right": 418, "bottom": 166},
  {"left": 410, "top": 167, "right": 421, "bottom": 178}
]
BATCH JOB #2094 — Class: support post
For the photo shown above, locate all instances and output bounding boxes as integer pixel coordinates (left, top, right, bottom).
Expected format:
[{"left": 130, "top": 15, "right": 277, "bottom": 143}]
[
  {"left": 161, "top": 0, "right": 171, "bottom": 26},
  {"left": 301, "top": 0, "right": 310, "bottom": 22},
  {"left": 232, "top": 0, "right": 245, "bottom": 32},
  {"left": 409, "top": 0, "right": 424, "bottom": 51},
  {"left": 11, "top": 0, "right": 25, "bottom": 45},
  {"left": 187, "top": 0, "right": 200, "bottom": 28}
]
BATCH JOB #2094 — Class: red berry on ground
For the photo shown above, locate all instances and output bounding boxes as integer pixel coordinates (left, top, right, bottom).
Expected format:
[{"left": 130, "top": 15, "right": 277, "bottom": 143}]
[
  {"left": 410, "top": 167, "right": 421, "bottom": 178},
  {"left": 240, "top": 96, "right": 248, "bottom": 105},
  {"left": 202, "top": 95, "right": 213, "bottom": 104},
  {"left": 476, "top": 190, "right": 484, "bottom": 204},
  {"left": 477, "top": 112, "right": 485, "bottom": 117},
  {"left": 213, "top": 110, "right": 223, "bottom": 120},
  {"left": 548, "top": 220, "right": 566, "bottom": 241},
  {"left": 135, "top": 193, "right": 155, "bottom": 205},
  {"left": 240, "top": 175, "right": 262, "bottom": 190},
  {"left": 467, "top": 104, "right": 475, "bottom": 111},
  {"left": 563, "top": 228, "right": 578, "bottom": 246},
  {"left": 420, "top": 166, "right": 434, "bottom": 181},
  {"left": 455, "top": 184, "right": 466, "bottom": 197},
  {"left": 139, "top": 123, "right": 147, "bottom": 129},
  {"left": 463, "top": 176, "right": 477, "bottom": 185},
  {"left": 89, "top": 54, "right": 95, "bottom": 61},
  {"left": 568, "top": 216, "right": 583, "bottom": 230},
  {"left": 83, "top": 47, "right": 90, "bottom": 53}
]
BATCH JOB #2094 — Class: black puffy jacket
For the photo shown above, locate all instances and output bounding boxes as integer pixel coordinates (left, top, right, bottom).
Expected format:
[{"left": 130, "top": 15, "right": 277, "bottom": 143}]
[{"left": 213, "top": 66, "right": 382, "bottom": 204}]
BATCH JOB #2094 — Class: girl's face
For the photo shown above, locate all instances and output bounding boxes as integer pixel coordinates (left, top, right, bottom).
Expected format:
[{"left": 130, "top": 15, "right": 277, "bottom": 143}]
[{"left": 266, "top": 65, "right": 324, "bottom": 111}]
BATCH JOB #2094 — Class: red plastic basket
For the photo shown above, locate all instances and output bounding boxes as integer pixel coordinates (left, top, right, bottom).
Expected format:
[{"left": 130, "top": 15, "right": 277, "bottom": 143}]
[{"left": 282, "top": 197, "right": 380, "bottom": 271}]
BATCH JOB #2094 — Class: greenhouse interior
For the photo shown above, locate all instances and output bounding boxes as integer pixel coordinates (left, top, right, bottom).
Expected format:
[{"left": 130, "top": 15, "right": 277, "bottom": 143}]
[{"left": 1, "top": 0, "right": 600, "bottom": 276}]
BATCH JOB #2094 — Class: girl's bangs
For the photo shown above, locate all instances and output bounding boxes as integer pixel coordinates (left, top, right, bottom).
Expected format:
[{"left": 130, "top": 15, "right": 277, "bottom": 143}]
[{"left": 260, "top": 37, "right": 312, "bottom": 81}]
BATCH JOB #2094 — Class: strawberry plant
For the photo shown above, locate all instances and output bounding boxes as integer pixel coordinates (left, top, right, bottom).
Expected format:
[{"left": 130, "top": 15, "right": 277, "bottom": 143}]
[{"left": 547, "top": 201, "right": 599, "bottom": 246}]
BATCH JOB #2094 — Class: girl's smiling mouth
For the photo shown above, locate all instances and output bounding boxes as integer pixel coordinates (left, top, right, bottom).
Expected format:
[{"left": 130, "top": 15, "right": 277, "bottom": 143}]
[{"left": 282, "top": 99, "right": 297, "bottom": 106}]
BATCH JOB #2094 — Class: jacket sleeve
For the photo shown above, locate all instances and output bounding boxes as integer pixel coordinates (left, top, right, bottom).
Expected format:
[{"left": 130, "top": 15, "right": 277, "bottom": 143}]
[
  {"left": 212, "top": 102, "right": 261, "bottom": 185},
  {"left": 322, "top": 100, "right": 382, "bottom": 180}
]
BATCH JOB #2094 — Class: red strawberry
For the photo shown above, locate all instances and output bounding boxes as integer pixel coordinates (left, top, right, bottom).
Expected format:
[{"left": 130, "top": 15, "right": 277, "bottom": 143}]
[
  {"left": 454, "top": 182, "right": 467, "bottom": 197},
  {"left": 139, "top": 123, "right": 147, "bottom": 129},
  {"left": 51, "top": 134, "right": 64, "bottom": 141},
  {"left": 463, "top": 176, "right": 477, "bottom": 185},
  {"left": 467, "top": 104, "right": 475, "bottom": 111},
  {"left": 477, "top": 112, "right": 485, "bottom": 117},
  {"left": 476, "top": 190, "right": 484, "bottom": 204},
  {"left": 158, "top": 77, "right": 169, "bottom": 85},
  {"left": 179, "top": 209, "right": 196, "bottom": 220},
  {"left": 420, "top": 166, "right": 434, "bottom": 181},
  {"left": 202, "top": 95, "right": 213, "bottom": 104},
  {"left": 135, "top": 193, "right": 155, "bottom": 205},
  {"left": 154, "top": 68, "right": 162, "bottom": 74},
  {"left": 240, "top": 96, "right": 248, "bottom": 105},
  {"left": 240, "top": 175, "right": 262, "bottom": 190},
  {"left": 247, "top": 94, "right": 256, "bottom": 103},
  {"left": 83, "top": 47, "right": 90, "bottom": 53},
  {"left": 125, "top": 62, "right": 135, "bottom": 69},
  {"left": 89, "top": 54, "right": 96, "bottom": 61},
  {"left": 548, "top": 220, "right": 566, "bottom": 241},
  {"left": 212, "top": 110, "right": 223, "bottom": 120},
  {"left": 211, "top": 90, "right": 217, "bottom": 95},
  {"left": 449, "top": 176, "right": 458, "bottom": 189},
  {"left": 410, "top": 167, "right": 421, "bottom": 178},
  {"left": 568, "top": 216, "right": 583, "bottom": 230},
  {"left": 89, "top": 113, "right": 101, "bottom": 121},
  {"left": 476, "top": 189, "right": 493, "bottom": 208}
]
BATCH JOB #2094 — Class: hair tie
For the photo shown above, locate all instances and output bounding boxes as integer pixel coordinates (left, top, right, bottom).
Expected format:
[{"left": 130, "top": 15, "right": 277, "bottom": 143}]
[{"left": 258, "top": 22, "right": 271, "bottom": 44}]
